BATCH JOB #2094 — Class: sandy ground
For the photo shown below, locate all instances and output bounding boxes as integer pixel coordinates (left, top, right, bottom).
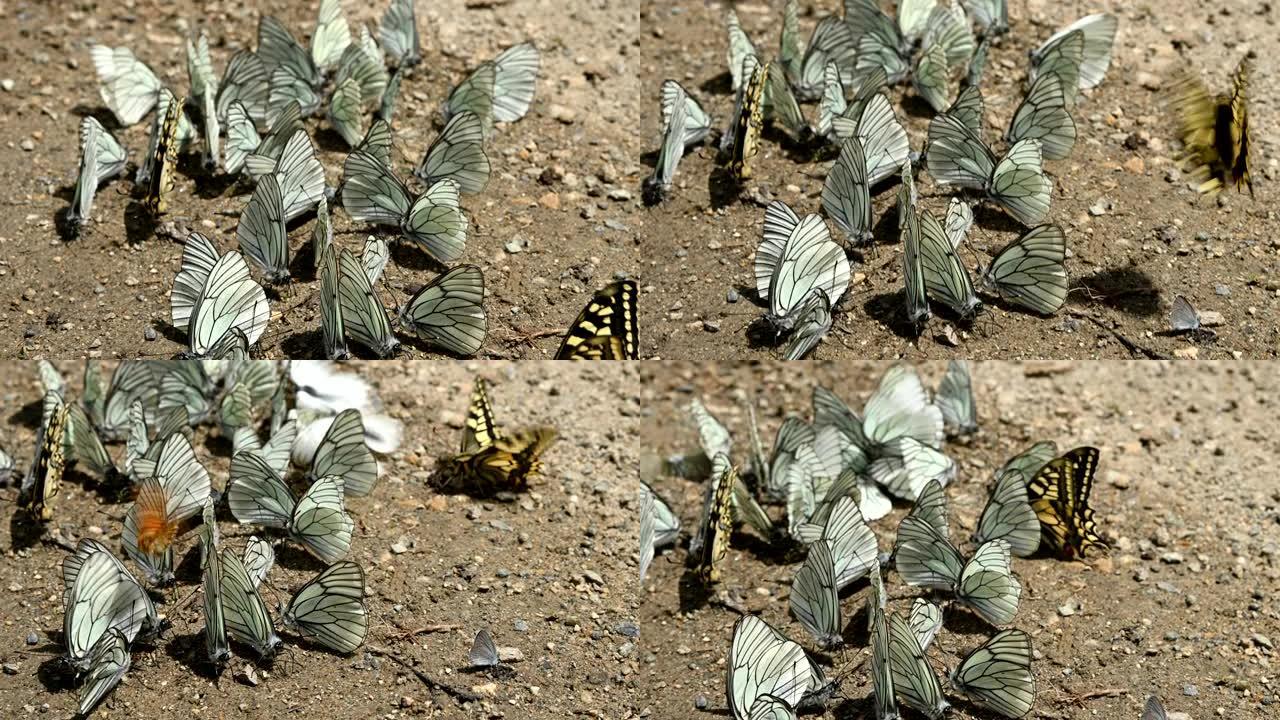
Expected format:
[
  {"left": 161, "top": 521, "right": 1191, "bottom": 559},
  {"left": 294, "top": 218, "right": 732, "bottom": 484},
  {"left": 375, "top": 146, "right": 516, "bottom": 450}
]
[
  {"left": 0, "top": 360, "right": 643, "bottom": 718},
  {"left": 638, "top": 361, "right": 1280, "bottom": 718},
  {"left": 636, "top": 0, "right": 1280, "bottom": 359},
  {"left": 0, "top": 1, "right": 648, "bottom": 359}
]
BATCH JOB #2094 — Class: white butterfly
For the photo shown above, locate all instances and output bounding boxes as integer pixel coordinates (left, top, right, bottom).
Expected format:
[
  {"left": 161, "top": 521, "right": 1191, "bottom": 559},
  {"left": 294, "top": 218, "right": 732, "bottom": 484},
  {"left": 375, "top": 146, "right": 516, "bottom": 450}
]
[
  {"left": 171, "top": 232, "right": 270, "bottom": 358},
  {"left": 755, "top": 201, "right": 851, "bottom": 334},
  {"left": 227, "top": 453, "right": 353, "bottom": 563}
]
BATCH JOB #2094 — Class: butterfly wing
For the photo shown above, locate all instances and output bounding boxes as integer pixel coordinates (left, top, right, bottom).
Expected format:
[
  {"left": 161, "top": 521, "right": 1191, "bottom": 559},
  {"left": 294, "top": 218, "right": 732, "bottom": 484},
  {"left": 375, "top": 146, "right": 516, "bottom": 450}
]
[{"left": 554, "top": 280, "right": 638, "bottom": 360}]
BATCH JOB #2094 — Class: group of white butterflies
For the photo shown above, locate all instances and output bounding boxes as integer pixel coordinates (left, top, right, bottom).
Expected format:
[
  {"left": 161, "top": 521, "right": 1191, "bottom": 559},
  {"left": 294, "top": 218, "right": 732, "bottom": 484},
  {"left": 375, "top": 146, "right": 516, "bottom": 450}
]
[
  {"left": 38, "top": 361, "right": 406, "bottom": 716},
  {"left": 72, "top": 0, "right": 541, "bottom": 360},
  {"left": 641, "top": 362, "right": 1064, "bottom": 719},
  {"left": 647, "top": 0, "right": 1118, "bottom": 357}
]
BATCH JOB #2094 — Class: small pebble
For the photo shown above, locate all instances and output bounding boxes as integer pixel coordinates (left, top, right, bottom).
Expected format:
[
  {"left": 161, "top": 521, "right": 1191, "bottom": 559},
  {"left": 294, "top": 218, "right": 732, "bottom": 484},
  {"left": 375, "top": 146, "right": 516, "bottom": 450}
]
[
  {"left": 25, "top": 632, "right": 37, "bottom": 645},
  {"left": 0, "top": 79, "right": 14, "bottom": 92},
  {"left": 1183, "top": 684, "right": 1198, "bottom": 697},
  {"left": 144, "top": 327, "right": 157, "bottom": 341},
  {"left": 726, "top": 289, "right": 739, "bottom": 303},
  {"left": 19, "top": 139, "right": 34, "bottom": 151},
  {"left": 694, "top": 694, "right": 709, "bottom": 710},
  {"left": 513, "top": 619, "right": 529, "bottom": 632},
  {"left": 2, "top": 663, "right": 18, "bottom": 675},
  {"left": 703, "top": 320, "right": 721, "bottom": 333}
]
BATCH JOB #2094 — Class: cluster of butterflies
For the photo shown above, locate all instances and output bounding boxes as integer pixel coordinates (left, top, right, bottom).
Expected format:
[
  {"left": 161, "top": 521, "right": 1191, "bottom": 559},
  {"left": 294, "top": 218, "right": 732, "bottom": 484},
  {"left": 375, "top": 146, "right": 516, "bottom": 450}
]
[
  {"left": 11, "top": 361, "right": 393, "bottom": 716},
  {"left": 644, "top": 1, "right": 1126, "bottom": 357},
  {"left": 65, "top": 2, "right": 639, "bottom": 360},
  {"left": 3, "top": 361, "right": 557, "bottom": 716},
  {"left": 639, "top": 361, "right": 1107, "bottom": 719}
]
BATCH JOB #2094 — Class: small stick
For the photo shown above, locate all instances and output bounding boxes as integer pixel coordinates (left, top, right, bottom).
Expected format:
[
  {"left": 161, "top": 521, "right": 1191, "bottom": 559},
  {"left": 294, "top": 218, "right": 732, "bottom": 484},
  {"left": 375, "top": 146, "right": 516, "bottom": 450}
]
[
  {"left": 366, "top": 646, "right": 482, "bottom": 703},
  {"left": 388, "top": 623, "right": 461, "bottom": 642}
]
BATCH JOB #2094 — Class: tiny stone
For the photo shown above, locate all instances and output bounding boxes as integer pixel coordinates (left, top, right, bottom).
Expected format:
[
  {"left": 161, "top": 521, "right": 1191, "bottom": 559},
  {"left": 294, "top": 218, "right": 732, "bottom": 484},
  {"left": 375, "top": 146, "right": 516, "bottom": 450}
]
[
  {"left": 0, "top": 79, "right": 14, "bottom": 92},
  {"left": 548, "top": 104, "right": 576, "bottom": 123},
  {"left": 26, "top": 632, "right": 37, "bottom": 645},
  {"left": 503, "top": 239, "right": 525, "bottom": 254},
  {"left": 399, "top": 696, "right": 415, "bottom": 708},
  {"left": 390, "top": 542, "right": 408, "bottom": 555},
  {"left": 19, "top": 138, "right": 34, "bottom": 151},
  {"left": 1215, "top": 284, "right": 1231, "bottom": 296},
  {"left": 1253, "top": 634, "right": 1273, "bottom": 649},
  {"left": 726, "top": 289, "right": 739, "bottom": 303},
  {"left": 1182, "top": 684, "right": 1198, "bottom": 697},
  {"left": 1058, "top": 598, "right": 1080, "bottom": 616},
  {"left": 703, "top": 320, "right": 721, "bottom": 333},
  {"left": 513, "top": 619, "right": 529, "bottom": 632},
  {"left": 1, "top": 663, "right": 17, "bottom": 675},
  {"left": 607, "top": 188, "right": 632, "bottom": 201},
  {"left": 582, "top": 570, "right": 605, "bottom": 586},
  {"left": 497, "top": 646, "right": 523, "bottom": 662},
  {"left": 1137, "top": 72, "right": 1162, "bottom": 91},
  {"left": 694, "top": 695, "right": 709, "bottom": 710},
  {"left": 1160, "top": 552, "right": 1185, "bottom": 564},
  {"left": 613, "top": 621, "right": 640, "bottom": 638},
  {"left": 144, "top": 327, "right": 157, "bottom": 341}
]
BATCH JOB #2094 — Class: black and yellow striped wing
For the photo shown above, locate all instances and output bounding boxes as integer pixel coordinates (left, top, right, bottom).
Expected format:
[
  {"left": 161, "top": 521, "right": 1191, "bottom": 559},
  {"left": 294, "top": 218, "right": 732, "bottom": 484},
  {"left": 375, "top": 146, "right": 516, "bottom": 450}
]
[
  {"left": 554, "top": 280, "right": 638, "bottom": 360},
  {"left": 696, "top": 461, "right": 737, "bottom": 585},
  {"left": 20, "top": 398, "right": 70, "bottom": 521},
  {"left": 435, "top": 426, "right": 557, "bottom": 496},
  {"left": 1026, "top": 446, "right": 1105, "bottom": 559},
  {"left": 145, "top": 95, "right": 185, "bottom": 216},
  {"left": 729, "top": 61, "right": 767, "bottom": 182},
  {"left": 1171, "top": 57, "right": 1253, "bottom": 197},
  {"left": 461, "top": 377, "right": 501, "bottom": 453}
]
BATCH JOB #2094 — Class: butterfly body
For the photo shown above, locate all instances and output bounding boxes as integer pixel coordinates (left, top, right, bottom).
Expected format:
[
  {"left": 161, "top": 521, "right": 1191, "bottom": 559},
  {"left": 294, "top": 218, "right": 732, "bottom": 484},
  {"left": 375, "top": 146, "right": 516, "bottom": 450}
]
[
  {"left": 433, "top": 427, "right": 558, "bottom": 496},
  {"left": 19, "top": 398, "right": 70, "bottom": 521},
  {"left": 729, "top": 61, "right": 768, "bottom": 182},
  {"left": 1172, "top": 57, "right": 1253, "bottom": 197},
  {"left": 144, "top": 95, "right": 185, "bottom": 217}
]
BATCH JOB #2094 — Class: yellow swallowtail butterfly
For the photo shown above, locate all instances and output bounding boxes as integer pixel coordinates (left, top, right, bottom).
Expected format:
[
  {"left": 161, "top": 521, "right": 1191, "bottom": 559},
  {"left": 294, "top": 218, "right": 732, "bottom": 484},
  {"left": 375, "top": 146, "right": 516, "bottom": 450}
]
[
  {"left": 729, "top": 60, "right": 767, "bottom": 182},
  {"left": 19, "top": 395, "right": 70, "bottom": 521},
  {"left": 433, "top": 427, "right": 558, "bottom": 496},
  {"left": 460, "top": 377, "right": 500, "bottom": 453},
  {"left": 555, "top": 279, "right": 638, "bottom": 360},
  {"left": 1026, "top": 446, "right": 1105, "bottom": 559},
  {"left": 693, "top": 455, "right": 736, "bottom": 585},
  {"left": 1171, "top": 57, "right": 1253, "bottom": 197},
  {"left": 145, "top": 94, "right": 185, "bottom": 216}
]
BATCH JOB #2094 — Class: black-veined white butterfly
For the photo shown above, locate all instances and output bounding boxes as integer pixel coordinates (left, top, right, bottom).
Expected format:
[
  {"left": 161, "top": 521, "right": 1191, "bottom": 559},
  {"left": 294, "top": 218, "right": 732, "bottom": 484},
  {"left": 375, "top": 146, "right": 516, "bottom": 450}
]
[
  {"left": 917, "top": 207, "right": 982, "bottom": 319},
  {"left": 554, "top": 279, "right": 638, "bottom": 360},
  {"left": 334, "top": 43, "right": 389, "bottom": 108},
  {"left": 909, "top": 597, "right": 943, "bottom": 651},
  {"left": 76, "top": 626, "right": 130, "bottom": 716},
  {"left": 781, "top": 6, "right": 858, "bottom": 101},
  {"left": 796, "top": 494, "right": 879, "bottom": 589},
  {"left": 216, "top": 50, "right": 270, "bottom": 126},
  {"left": 1006, "top": 71, "right": 1077, "bottom": 161},
  {"left": 1029, "top": 14, "right": 1118, "bottom": 90},
  {"left": 414, "top": 111, "right": 491, "bottom": 195},
  {"left": 926, "top": 115, "right": 1051, "bottom": 226},
  {"left": 333, "top": 247, "right": 400, "bottom": 358},
  {"left": 265, "top": 130, "right": 326, "bottom": 223},
  {"left": 280, "top": 561, "right": 368, "bottom": 654},
  {"left": 171, "top": 232, "right": 270, "bottom": 358},
  {"left": 886, "top": 610, "right": 949, "bottom": 719},
  {"left": 973, "top": 469, "right": 1041, "bottom": 557},
  {"left": 782, "top": 289, "right": 833, "bottom": 361},
  {"left": 790, "top": 539, "right": 842, "bottom": 648},
  {"left": 978, "top": 224, "right": 1068, "bottom": 315},
  {"left": 898, "top": 163, "right": 931, "bottom": 334},
  {"left": 123, "top": 432, "right": 211, "bottom": 585},
  {"left": 318, "top": 244, "right": 349, "bottom": 360},
  {"left": 91, "top": 45, "right": 161, "bottom": 126},
  {"left": 380, "top": 0, "right": 421, "bottom": 68},
  {"left": 726, "top": 615, "right": 821, "bottom": 720},
  {"left": 949, "top": 629, "right": 1036, "bottom": 718},
  {"left": 869, "top": 436, "right": 956, "bottom": 501},
  {"left": 218, "top": 546, "right": 283, "bottom": 658},
  {"left": 869, "top": 605, "right": 897, "bottom": 720},
  {"left": 62, "top": 545, "right": 154, "bottom": 671},
  {"left": 660, "top": 79, "right": 712, "bottom": 148},
  {"left": 965, "top": 0, "right": 1009, "bottom": 36},
  {"left": 830, "top": 92, "right": 910, "bottom": 186},
  {"left": 755, "top": 201, "right": 850, "bottom": 334},
  {"left": 233, "top": 419, "right": 297, "bottom": 478},
  {"left": 227, "top": 453, "right": 353, "bottom": 563},
  {"left": 341, "top": 151, "right": 469, "bottom": 264},
  {"left": 198, "top": 506, "right": 231, "bottom": 670},
  {"left": 644, "top": 81, "right": 690, "bottom": 204},
  {"left": 379, "top": 67, "right": 403, "bottom": 123},
  {"left": 822, "top": 136, "right": 872, "bottom": 246},
  {"left": 936, "top": 360, "right": 977, "bottom": 436},
  {"left": 311, "top": 0, "right": 352, "bottom": 74},
  {"left": 392, "top": 265, "right": 488, "bottom": 357},
  {"left": 239, "top": 100, "right": 304, "bottom": 178},
  {"left": 896, "top": 510, "right": 1022, "bottom": 625},
  {"left": 1000, "top": 440, "right": 1058, "bottom": 482},
  {"left": 237, "top": 173, "right": 291, "bottom": 283},
  {"left": 328, "top": 77, "right": 366, "bottom": 147}
]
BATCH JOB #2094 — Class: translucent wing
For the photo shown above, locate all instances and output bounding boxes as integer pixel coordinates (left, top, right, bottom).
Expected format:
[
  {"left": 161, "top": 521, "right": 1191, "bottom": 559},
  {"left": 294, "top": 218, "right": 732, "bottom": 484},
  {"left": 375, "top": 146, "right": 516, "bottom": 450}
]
[
  {"left": 67, "top": 120, "right": 101, "bottom": 233},
  {"left": 912, "top": 43, "right": 951, "bottom": 114},
  {"left": 1030, "top": 31, "right": 1083, "bottom": 111},
  {"left": 553, "top": 279, "right": 638, "bottom": 360},
  {"left": 199, "top": 517, "right": 231, "bottom": 670},
  {"left": 763, "top": 61, "right": 807, "bottom": 141},
  {"left": 899, "top": 170, "right": 930, "bottom": 334},
  {"left": 820, "top": 495, "right": 879, "bottom": 589},
  {"left": 62, "top": 549, "right": 150, "bottom": 670},
  {"left": 361, "top": 236, "right": 390, "bottom": 287},
  {"left": 379, "top": 67, "right": 403, "bottom": 123},
  {"left": 341, "top": 150, "right": 412, "bottom": 227},
  {"left": 688, "top": 398, "right": 732, "bottom": 461},
  {"left": 228, "top": 451, "right": 296, "bottom": 528},
  {"left": 639, "top": 486, "right": 657, "bottom": 582},
  {"left": 989, "top": 139, "right": 1051, "bottom": 226},
  {"left": 909, "top": 598, "right": 943, "bottom": 652},
  {"left": 790, "top": 540, "right": 842, "bottom": 648},
  {"left": 756, "top": 200, "right": 800, "bottom": 302},
  {"left": 863, "top": 364, "right": 944, "bottom": 451},
  {"left": 917, "top": 209, "right": 981, "bottom": 318},
  {"left": 950, "top": 629, "right": 1035, "bottom": 718},
  {"left": 643, "top": 481, "right": 682, "bottom": 548},
  {"left": 980, "top": 224, "right": 1067, "bottom": 315},
  {"left": 944, "top": 197, "right": 974, "bottom": 250},
  {"left": 974, "top": 469, "right": 1041, "bottom": 557},
  {"left": 245, "top": 101, "right": 305, "bottom": 178},
  {"left": 468, "top": 628, "right": 499, "bottom": 667},
  {"left": 886, "top": 612, "right": 949, "bottom": 719},
  {"left": 1031, "top": 14, "right": 1117, "bottom": 89},
  {"left": 414, "top": 111, "right": 491, "bottom": 194},
  {"left": 491, "top": 43, "right": 540, "bottom": 123},
  {"left": 443, "top": 63, "right": 495, "bottom": 136},
  {"left": 237, "top": 173, "right": 290, "bottom": 283},
  {"left": 869, "top": 607, "right": 897, "bottom": 720},
  {"left": 965, "top": 0, "right": 1009, "bottom": 36},
  {"left": 1143, "top": 696, "right": 1169, "bottom": 720},
  {"left": 281, "top": 560, "right": 367, "bottom": 653},
  {"left": 782, "top": 289, "right": 833, "bottom": 361},
  {"left": 1000, "top": 441, "right": 1058, "bottom": 481},
  {"left": 380, "top": 0, "right": 421, "bottom": 68},
  {"left": 396, "top": 265, "right": 488, "bottom": 357},
  {"left": 258, "top": 15, "right": 320, "bottom": 90},
  {"left": 815, "top": 62, "right": 846, "bottom": 139},
  {"left": 243, "top": 536, "right": 276, "bottom": 589},
  {"left": 794, "top": 17, "right": 857, "bottom": 101},
  {"left": 218, "top": 549, "right": 282, "bottom": 658},
  {"left": 926, "top": 113, "right": 994, "bottom": 189},
  {"left": 310, "top": 408, "right": 378, "bottom": 497},
  {"left": 357, "top": 119, "right": 394, "bottom": 169},
  {"left": 186, "top": 32, "right": 218, "bottom": 101},
  {"left": 224, "top": 100, "right": 263, "bottom": 175},
  {"left": 660, "top": 79, "right": 713, "bottom": 147},
  {"left": 1006, "top": 72, "right": 1077, "bottom": 161},
  {"left": 767, "top": 213, "right": 851, "bottom": 332},
  {"left": 187, "top": 251, "right": 270, "bottom": 356},
  {"left": 217, "top": 50, "right": 270, "bottom": 126},
  {"left": 958, "top": 539, "right": 1022, "bottom": 625},
  {"left": 893, "top": 514, "right": 963, "bottom": 590},
  {"left": 897, "top": 0, "right": 935, "bottom": 42},
  {"left": 854, "top": 29, "right": 909, "bottom": 86},
  {"left": 644, "top": 82, "right": 689, "bottom": 204},
  {"left": 403, "top": 179, "right": 468, "bottom": 263},
  {"left": 822, "top": 136, "right": 872, "bottom": 245},
  {"left": 80, "top": 116, "right": 127, "bottom": 183},
  {"left": 328, "top": 77, "right": 366, "bottom": 147},
  {"left": 311, "top": 0, "right": 352, "bottom": 73},
  {"left": 921, "top": 2, "right": 975, "bottom": 70},
  {"left": 1169, "top": 295, "right": 1201, "bottom": 332},
  {"left": 290, "top": 475, "right": 354, "bottom": 563},
  {"left": 726, "top": 615, "right": 815, "bottom": 719},
  {"left": 937, "top": 360, "right": 977, "bottom": 436},
  {"left": 77, "top": 628, "right": 130, "bottom": 716},
  {"left": 272, "top": 130, "right": 325, "bottom": 223},
  {"left": 91, "top": 45, "right": 161, "bottom": 126},
  {"left": 334, "top": 43, "right": 389, "bottom": 106},
  {"left": 725, "top": 10, "right": 758, "bottom": 92},
  {"left": 336, "top": 247, "right": 400, "bottom": 358},
  {"left": 850, "top": 93, "right": 910, "bottom": 186},
  {"left": 870, "top": 438, "right": 955, "bottom": 501},
  {"left": 267, "top": 66, "right": 321, "bottom": 121}
]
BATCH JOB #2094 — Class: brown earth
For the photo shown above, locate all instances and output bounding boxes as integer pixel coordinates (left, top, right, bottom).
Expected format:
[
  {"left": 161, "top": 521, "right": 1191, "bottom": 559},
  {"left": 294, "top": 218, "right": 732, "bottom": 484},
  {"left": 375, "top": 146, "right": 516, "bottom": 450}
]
[
  {"left": 0, "top": 1, "right": 647, "bottom": 359},
  {"left": 0, "top": 360, "right": 643, "bottom": 718},
  {"left": 635, "top": 1, "right": 1280, "bottom": 359},
  {"left": 638, "top": 361, "right": 1280, "bottom": 718}
]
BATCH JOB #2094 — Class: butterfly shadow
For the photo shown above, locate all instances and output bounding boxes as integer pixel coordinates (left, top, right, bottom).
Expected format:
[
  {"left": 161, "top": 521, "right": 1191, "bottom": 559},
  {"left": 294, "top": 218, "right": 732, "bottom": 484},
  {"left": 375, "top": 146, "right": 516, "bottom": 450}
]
[
  {"left": 731, "top": 529, "right": 802, "bottom": 567},
  {"left": 164, "top": 627, "right": 227, "bottom": 681},
  {"left": 388, "top": 241, "right": 450, "bottom": 275},
  {"left": 123, "top": 201, "right": 160, "bottom": 245},
  {"left": 271, "top": 542, "right": 329, "bottom": 574},
  {"left": 279, "top": 328, "right": 324, "bottom": 359},
  {"left": 1074, "top": 265, "right": 1161, "bottom": 317},
  {"left": 861, "top": 291, "right": 924, "bottom": 340},
  {"left": 7, "top": 511, "right": 45, "bottom": 551},
  {"left": 698, "top": 72, "right": 734, "bottom": 97},
  {"left": 35, "top": 654, "right": 77, "bottom": 695},
  {"left": 191, "top": 171, "right": 243, "bottom": 201},
  {"left": 706, "top": 165, "right": 745, "bottom": 210},
  {"left": 6, "top": 395, "right": 44, "bottom": 430},
  {"left": 900, "top": 93, "right": 942, "bottom": 121},
  {"left": 459, "top": 663, "right": 517, "bottom": 681},
  {"left": 939, "top": 602, "right": 1004, "bottom": 642},
  {"left": 152, "top": 321, "right": 191, "bottom": 351},
  {"left": 676, "top": 571, "right": 718, "bottom": 614}
]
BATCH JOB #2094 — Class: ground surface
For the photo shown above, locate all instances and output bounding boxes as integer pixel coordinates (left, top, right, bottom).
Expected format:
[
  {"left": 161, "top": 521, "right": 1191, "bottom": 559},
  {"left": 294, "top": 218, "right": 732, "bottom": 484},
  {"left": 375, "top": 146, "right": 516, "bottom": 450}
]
[
  {"left": 0, "top": 361, "right": 643, "bottom": 718},
  {"left": 637, "top": 1, "right": 1280, "bottom": 359},
  {"left": 638, "top": 361, "right": 1280, "bottom": 718},
  {"left": 0, "top": 1, "right": 648, "bottom": 359}
]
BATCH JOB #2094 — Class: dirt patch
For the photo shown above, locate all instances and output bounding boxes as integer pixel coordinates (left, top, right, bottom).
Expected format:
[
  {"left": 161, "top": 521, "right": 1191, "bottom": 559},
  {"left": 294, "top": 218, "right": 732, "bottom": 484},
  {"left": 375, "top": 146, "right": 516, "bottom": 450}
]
[
  {"left": 635, "top": 0, "right": 1280, "bottom": 359},
  {"left": 0, "top": 1, "right": 645, "bottom": 359},
  {"left": 0, "top": 360, "right": 642, "bottom": 717},
  {"left": 638, "top": 361, "right": 1280, "bottom": 718}
]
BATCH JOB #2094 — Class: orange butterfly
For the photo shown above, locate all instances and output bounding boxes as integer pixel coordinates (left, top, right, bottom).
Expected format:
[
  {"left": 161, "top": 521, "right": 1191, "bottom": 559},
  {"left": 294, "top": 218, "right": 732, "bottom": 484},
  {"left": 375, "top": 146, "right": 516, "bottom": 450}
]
[{"left": 134, "top": 477, "right": 178, "bottom": 555}]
